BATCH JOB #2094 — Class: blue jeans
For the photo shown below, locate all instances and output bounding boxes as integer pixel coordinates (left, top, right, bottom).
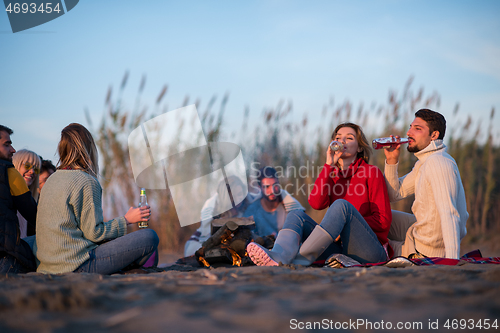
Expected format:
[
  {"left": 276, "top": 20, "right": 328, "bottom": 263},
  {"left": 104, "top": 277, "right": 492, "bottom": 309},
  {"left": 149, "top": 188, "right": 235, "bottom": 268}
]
[
  {"left": 283, "top": 210, "right": 342, "bottom": 262},
  {"left": 74, "top": 229, "right": 159, "bottom": 274},
  {"left": 0, "top": 236, "right": 37, "bottom": 274},
  {"left": 0, "top": 254, "right": 30, "bottom": 274},
  {"left": 284, "top": 200, "right": 387, "bottom": 263},
  {"left": 22, "top": 235, "right": 36, "bottom": 251}
]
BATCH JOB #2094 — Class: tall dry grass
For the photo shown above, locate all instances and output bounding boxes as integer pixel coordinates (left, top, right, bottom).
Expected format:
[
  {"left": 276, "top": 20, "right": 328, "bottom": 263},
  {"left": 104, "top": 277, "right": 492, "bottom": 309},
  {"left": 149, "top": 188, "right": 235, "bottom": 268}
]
[{"left": 88, "top": 73, "right": 499, "bottom": 253}]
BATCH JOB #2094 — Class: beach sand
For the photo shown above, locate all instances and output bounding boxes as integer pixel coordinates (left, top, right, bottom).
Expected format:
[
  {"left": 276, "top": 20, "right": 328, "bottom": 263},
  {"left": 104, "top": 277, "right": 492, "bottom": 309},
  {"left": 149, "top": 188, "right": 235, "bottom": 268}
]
[{"left": 1, "top": 262, "right": 499, "bottom": 332}]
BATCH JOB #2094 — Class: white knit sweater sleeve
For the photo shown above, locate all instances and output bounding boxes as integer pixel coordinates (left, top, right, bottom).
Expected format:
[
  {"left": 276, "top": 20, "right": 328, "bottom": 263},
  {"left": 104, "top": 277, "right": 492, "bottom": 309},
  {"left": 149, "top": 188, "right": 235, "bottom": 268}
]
[
  {"left": 281, "top": 189, "right": 305, "bottom": 212},
  {"left": 384, "top": 160, "right": 417, "bottom": 202},
  {"left": 425, "top": 156, "right": 462, "bottom": 259}
]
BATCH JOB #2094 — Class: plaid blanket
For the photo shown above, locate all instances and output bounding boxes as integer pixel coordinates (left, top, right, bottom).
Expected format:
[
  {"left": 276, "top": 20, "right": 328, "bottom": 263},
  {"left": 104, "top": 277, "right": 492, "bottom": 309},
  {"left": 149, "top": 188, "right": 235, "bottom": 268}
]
[{"left": 324, "top": 250, "right": 500, "bottom": 268}]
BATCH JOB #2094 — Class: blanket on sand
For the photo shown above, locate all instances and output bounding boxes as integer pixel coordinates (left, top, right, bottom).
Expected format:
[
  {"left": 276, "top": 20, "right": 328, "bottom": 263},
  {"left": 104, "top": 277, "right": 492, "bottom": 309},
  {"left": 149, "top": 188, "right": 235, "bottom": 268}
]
[{"left": 325, "top": 250, "right": 500, "bottom": 268}]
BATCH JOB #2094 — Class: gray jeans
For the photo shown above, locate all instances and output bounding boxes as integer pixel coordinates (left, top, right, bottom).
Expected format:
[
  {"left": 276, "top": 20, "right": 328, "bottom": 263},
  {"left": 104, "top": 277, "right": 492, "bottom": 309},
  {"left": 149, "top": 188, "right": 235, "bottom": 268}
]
[{"left": 388, "top": 210, "right": 417, "bottom": 257}]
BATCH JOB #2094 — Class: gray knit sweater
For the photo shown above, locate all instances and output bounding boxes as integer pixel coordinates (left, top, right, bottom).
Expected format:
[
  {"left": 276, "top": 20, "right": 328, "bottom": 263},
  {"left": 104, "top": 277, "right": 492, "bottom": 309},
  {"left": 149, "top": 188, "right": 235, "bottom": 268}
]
[{"left": 33, "top": 170, "right": 127, "bottom": 274}]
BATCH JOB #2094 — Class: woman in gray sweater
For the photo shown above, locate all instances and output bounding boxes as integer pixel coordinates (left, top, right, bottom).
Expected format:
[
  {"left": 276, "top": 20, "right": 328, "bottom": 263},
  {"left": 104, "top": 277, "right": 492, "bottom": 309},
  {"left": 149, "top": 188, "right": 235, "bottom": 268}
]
[{"left": 34, "top": 123, "right": 159, "bottom": 274}]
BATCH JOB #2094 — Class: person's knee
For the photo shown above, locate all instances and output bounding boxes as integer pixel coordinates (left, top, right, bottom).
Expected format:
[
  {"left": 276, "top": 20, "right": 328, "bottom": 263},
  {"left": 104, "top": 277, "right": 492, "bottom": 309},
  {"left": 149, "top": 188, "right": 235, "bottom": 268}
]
[
  {"left": 330, "top": 199, "right": 351, "bottom": 214},
  {"left": 288, "top": 210, "right": 306, "bottom": 220},
  {"left": 391, "top": 210, "right": 416, "bottom": 224},
  {"left": 284, "top": 210, "right": 306, "bottom": 227},
  {"left": 322, "top": 200, "right": 354, "bottom": 230},
  {"left": 138, "top": 229, "right": 159, "bottom": 248},
  {"left": 333, "top": 199, "right": 350, "bottom": 207},
  {"left": 389, "top": 210, "right": 416, "bottom": 240}
]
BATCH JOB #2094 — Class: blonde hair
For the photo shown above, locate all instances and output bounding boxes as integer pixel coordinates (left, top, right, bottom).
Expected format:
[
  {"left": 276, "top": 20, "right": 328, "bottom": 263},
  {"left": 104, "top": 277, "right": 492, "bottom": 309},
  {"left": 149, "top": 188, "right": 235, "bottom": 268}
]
[
  {"left": 57, "top": 123, "right": 99, "bottom": 178},
  {"left": 12, "top": 149, "right": 41, "bottom": 201}
]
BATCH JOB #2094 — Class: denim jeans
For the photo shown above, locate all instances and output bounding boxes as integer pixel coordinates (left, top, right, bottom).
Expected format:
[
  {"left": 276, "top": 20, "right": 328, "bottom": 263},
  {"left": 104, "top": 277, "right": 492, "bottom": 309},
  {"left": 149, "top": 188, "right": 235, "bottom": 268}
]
[
  {"left": 283, "top": 210, "right": 342, "bottom": 262},
  {"left": 284, "top": 200, "right": 387, "bottom": 263},
  {"left": 0, "top": 254, "right": 30, "bottom": 274},
  {"left": 22, "top": 235, "right": 36, "bottom": 251},
  {"left": 0, "top": 235, "right": 37, "bottom": 274},
  {"left": 74, "top": 229, "right": 159, "bottom": 275}
]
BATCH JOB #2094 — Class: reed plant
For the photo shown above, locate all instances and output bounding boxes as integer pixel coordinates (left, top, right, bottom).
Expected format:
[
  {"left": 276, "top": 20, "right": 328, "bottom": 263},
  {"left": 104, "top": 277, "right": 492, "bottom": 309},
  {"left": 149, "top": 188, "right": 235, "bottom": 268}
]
[{"left": 88, "top": 73, "right": 499, "bottom": 253}]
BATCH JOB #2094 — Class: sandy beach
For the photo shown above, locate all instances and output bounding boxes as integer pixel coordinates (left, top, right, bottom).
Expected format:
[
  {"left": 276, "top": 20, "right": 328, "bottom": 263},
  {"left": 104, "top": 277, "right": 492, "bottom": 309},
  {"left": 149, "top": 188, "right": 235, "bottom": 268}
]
[{"left": 1, "top": 260, "right": 499, "bottom": 333}]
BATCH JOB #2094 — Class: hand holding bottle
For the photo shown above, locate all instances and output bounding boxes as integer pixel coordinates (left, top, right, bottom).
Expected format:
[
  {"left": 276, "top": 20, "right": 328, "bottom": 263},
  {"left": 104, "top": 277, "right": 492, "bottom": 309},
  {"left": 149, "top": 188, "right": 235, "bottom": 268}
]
[
  {"left": 326, "top": 141, "right": 344, "bottom": 166},
  {"left": 137, "top": 188, "right": 150, "bottom": 228},
  {"left": 382, "top": 135, "right": 402, "bottom": 165},
  {"left": 124, "top": 206, "right": 151, "bottom": 225}
]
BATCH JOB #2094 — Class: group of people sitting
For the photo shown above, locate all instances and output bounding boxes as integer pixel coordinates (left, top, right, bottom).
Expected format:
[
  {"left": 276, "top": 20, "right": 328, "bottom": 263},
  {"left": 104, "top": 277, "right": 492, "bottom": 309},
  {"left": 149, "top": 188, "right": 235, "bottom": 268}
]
[
  {"left": 0, "top": 108, "right": 469, "bottom": 275},
  {"left": 0, "top": 123, "right": 159, "bottom": 275},
  {"left": 189, "top": 108, "right": 468, "bottom": 267}
]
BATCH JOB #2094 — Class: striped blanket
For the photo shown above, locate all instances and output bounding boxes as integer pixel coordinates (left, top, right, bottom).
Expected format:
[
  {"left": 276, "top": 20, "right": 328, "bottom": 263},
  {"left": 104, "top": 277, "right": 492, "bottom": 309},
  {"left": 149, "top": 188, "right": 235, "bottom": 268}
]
[{"left": 324, "top": 250, "right": 500, "bottom": 268}]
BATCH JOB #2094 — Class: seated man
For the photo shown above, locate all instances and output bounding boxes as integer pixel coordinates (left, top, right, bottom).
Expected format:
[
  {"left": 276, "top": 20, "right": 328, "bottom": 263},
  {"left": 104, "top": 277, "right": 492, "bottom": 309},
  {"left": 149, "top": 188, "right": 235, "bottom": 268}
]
[
  {"left": 383, "top": 109, "right": 468, "bottom": 259},
  {"left": 184, "top": 167, "right": 304, "bottom": 257},
  {"left": 243, "top": 166, "right": 304, "bottom": 236},
  {"left": 0, "top": 125, "right": 38, "bottom": 273}
]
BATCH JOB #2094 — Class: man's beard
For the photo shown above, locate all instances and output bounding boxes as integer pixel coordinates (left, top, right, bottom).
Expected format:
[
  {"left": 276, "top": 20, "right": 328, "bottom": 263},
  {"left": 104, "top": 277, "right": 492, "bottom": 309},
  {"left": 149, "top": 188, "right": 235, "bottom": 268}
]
[
  {"left": 263, "top": 192, "right": 282, "bottom": 203},
  {"left": 407, "top": 145, "right": 421, "bottom": 153},
  {"left": 406, "top": 137, "right": 421, "bottom": 153},
  {"left": 0, "top": 154, "right": 12, "bottom": 162}
]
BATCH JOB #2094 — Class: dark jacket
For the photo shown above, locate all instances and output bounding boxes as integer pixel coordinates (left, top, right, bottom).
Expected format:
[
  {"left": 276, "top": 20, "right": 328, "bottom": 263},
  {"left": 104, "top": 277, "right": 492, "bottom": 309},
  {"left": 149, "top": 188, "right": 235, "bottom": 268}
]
[{"left": 0, "top": 159, "right": 36, "bottom": 271}]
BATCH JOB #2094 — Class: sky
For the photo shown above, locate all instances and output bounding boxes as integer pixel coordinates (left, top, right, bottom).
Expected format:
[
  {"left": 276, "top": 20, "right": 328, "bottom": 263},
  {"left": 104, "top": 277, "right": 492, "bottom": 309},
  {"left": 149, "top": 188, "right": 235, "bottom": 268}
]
[{"left": 1, "top": 0, "right": 500, "bottom": 162}]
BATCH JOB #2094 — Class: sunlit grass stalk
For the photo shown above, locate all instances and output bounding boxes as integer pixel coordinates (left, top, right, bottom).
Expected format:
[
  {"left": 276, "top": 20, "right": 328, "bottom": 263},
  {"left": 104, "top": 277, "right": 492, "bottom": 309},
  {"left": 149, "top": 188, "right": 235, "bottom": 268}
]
[{"left": 90, "top": 73, "right": 500, "bottom": 253}]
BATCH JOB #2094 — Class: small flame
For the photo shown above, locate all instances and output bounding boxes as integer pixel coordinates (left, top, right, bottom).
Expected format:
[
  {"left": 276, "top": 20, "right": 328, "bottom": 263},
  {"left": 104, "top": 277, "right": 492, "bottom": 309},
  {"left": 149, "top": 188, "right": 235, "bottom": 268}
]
[
  {"left": 199, "top": 229, "right": 244, "bottom": 267},
  {"left": 220, "top": 230, "right": 233, "bottom": 245},
  {"left": 199, "top": 257, "right": 211, "bottom": 268},
  {"left": 225, "top": 246, "right": 242, "bottom": 266},
  {"left": 219, "top": 231, "right": 242, "bottom": 266}
]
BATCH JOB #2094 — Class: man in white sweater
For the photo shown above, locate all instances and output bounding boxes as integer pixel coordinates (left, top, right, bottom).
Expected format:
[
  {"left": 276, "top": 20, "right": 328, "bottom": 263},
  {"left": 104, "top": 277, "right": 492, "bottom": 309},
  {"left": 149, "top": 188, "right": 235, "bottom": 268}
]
[{"left": 384, "top": 109, "right": 468, "bottom": 259}]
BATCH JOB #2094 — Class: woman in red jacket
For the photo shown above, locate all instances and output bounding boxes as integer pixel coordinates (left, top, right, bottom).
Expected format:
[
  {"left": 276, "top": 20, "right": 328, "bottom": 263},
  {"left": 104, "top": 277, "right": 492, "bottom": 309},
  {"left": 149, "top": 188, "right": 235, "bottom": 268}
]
[{"left": 247, "top": 122, "right": 392, "bottom": 265}]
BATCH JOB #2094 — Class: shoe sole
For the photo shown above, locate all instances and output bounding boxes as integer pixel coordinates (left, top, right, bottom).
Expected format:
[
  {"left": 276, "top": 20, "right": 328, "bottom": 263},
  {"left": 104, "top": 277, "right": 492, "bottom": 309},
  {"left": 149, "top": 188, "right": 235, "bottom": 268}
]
[{"left": 247, "top": 243, "right": 279, "bottom": 266}]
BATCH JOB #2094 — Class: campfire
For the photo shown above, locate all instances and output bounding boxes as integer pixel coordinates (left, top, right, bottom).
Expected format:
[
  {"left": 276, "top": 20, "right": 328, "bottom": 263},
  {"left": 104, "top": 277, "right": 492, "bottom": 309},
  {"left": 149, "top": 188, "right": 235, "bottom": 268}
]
[{"left": 194, "top": 217, "right": 274, "bottom": 267}]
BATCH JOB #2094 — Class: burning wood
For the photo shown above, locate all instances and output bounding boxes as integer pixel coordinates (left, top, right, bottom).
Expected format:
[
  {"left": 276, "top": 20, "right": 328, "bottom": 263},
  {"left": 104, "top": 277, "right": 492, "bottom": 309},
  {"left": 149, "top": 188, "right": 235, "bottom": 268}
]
[{"left": 193, "top": 217, "right": 269, "bottom": 267}]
